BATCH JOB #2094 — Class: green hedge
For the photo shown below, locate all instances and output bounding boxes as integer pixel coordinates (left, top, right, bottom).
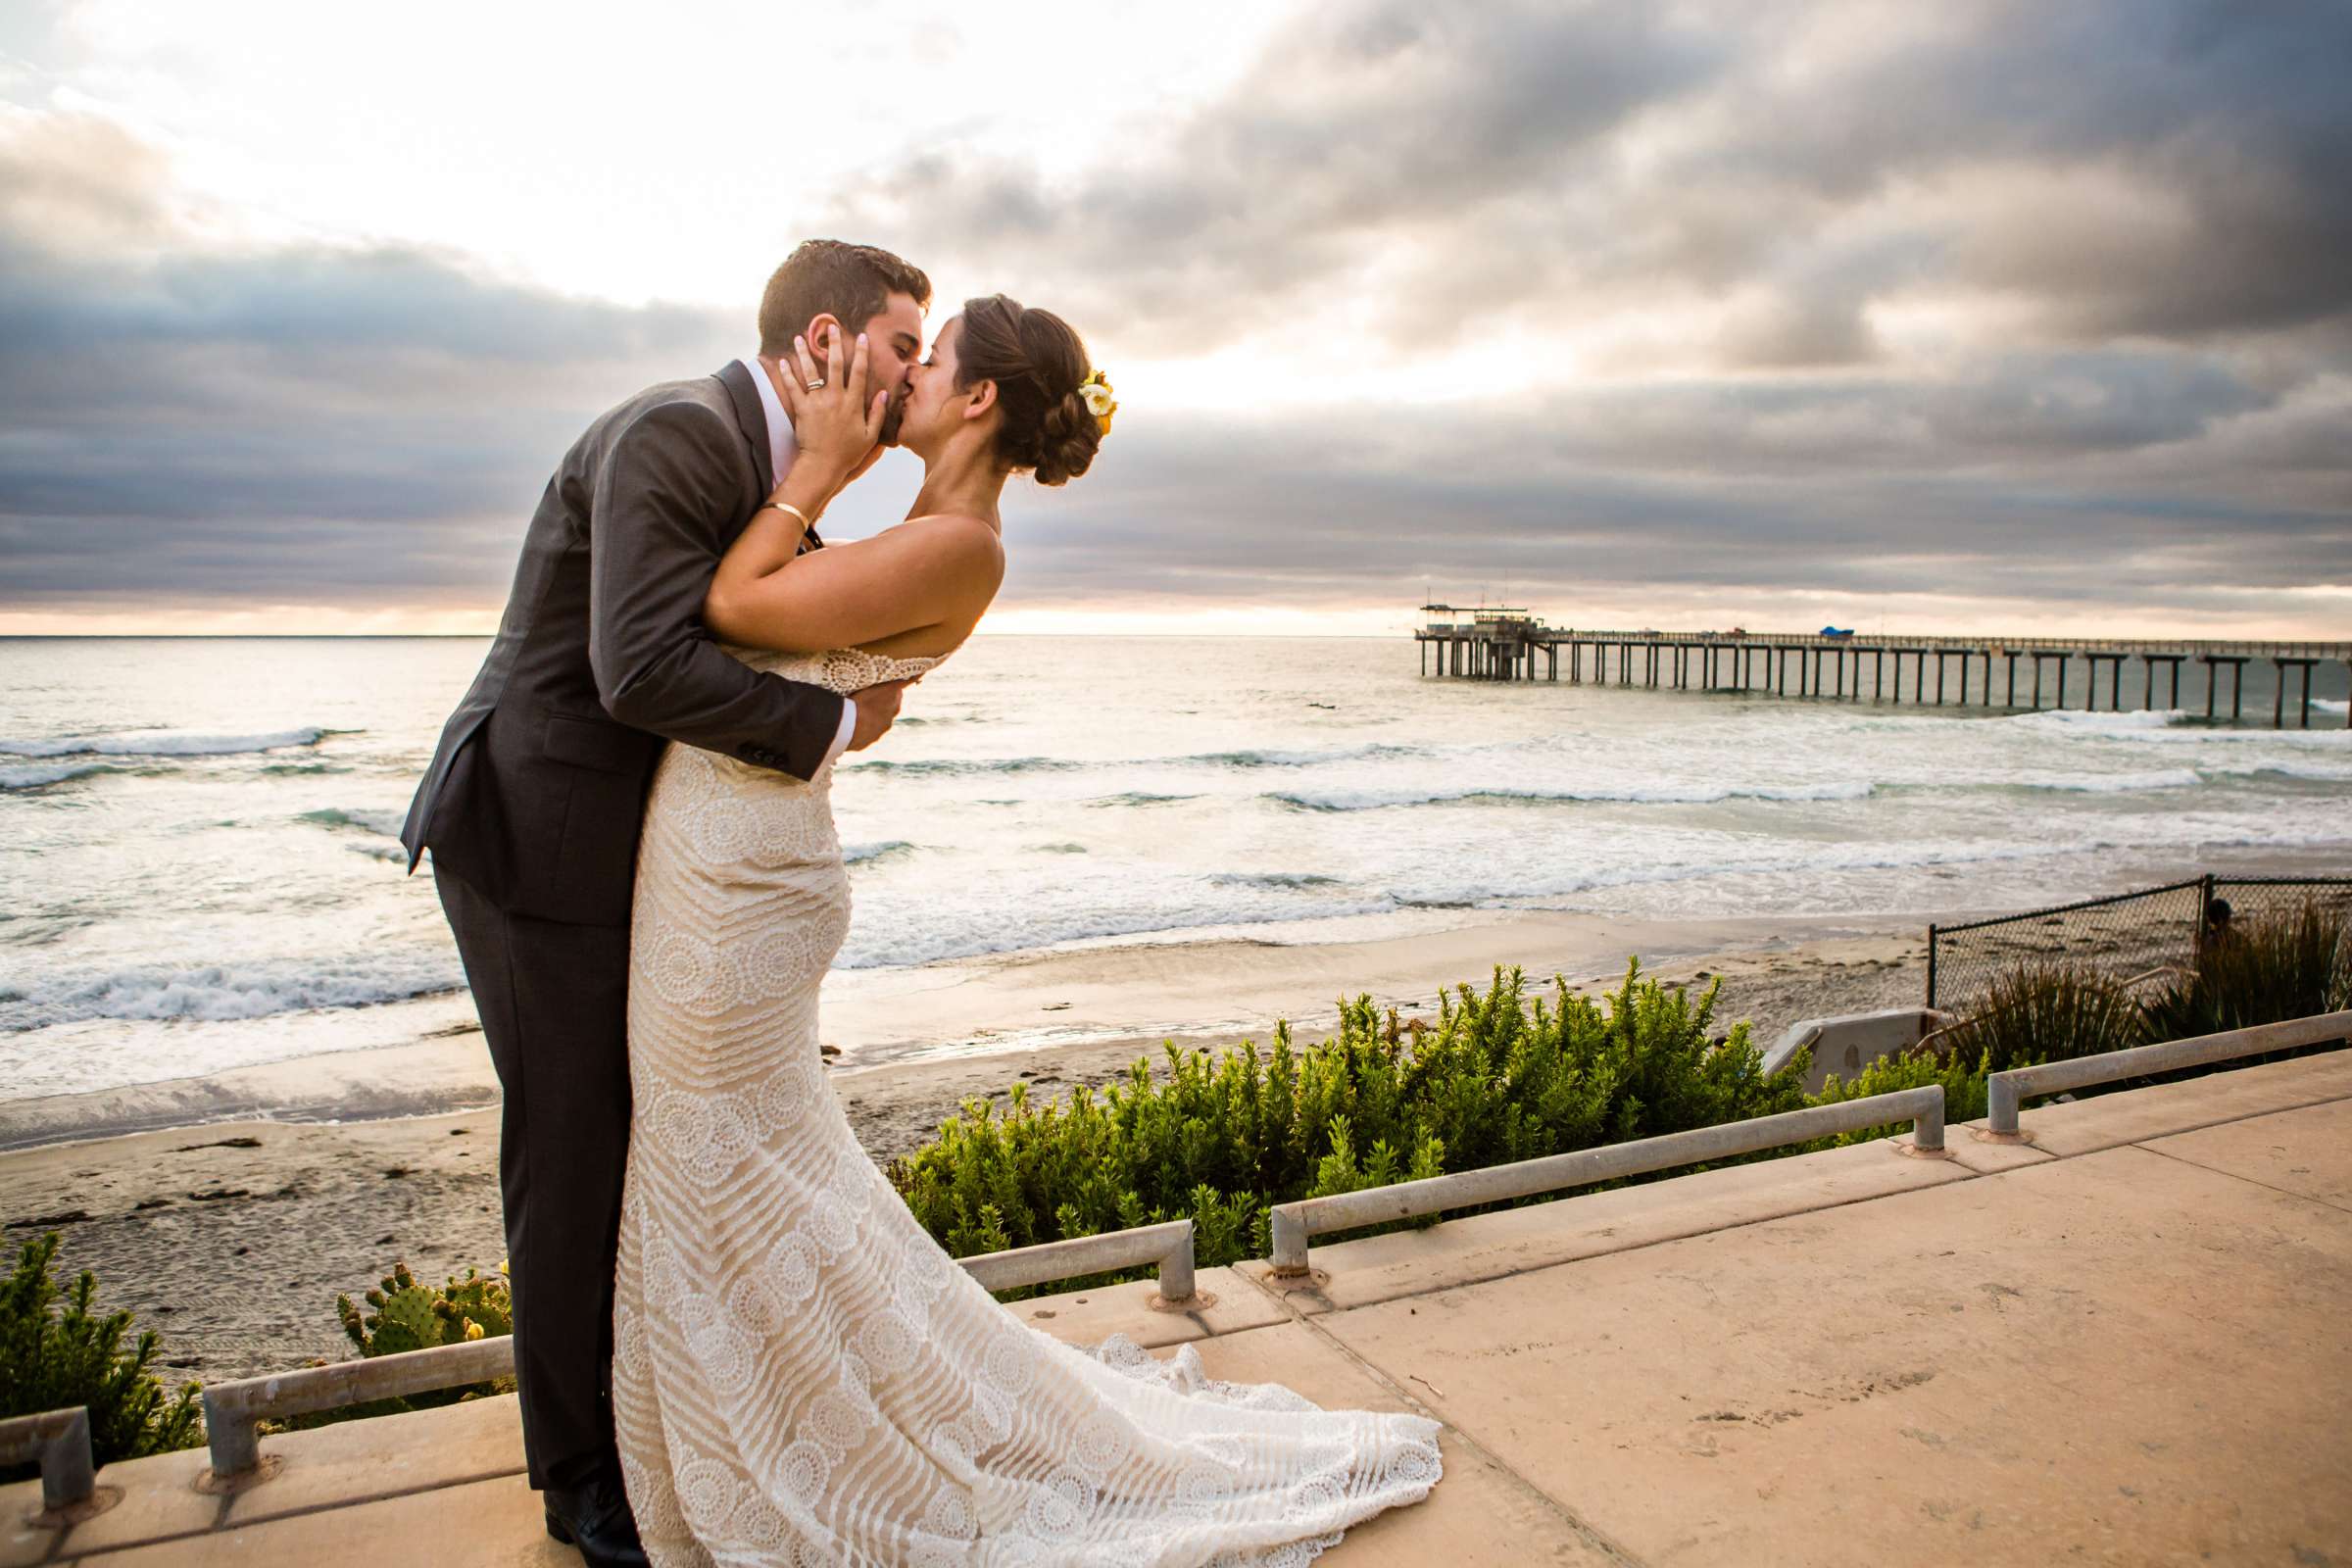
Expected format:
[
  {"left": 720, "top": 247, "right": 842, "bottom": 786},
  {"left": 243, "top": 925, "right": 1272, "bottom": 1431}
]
[
  {"left": 887, "top": 961, "right": 1811, "bottom": 1284},
  {"left": 894, "top": 903, "right": 2350, "bottom": 1290},
  {"left": 0, "top": 1233, "right": 201, "bottom": 1481}
]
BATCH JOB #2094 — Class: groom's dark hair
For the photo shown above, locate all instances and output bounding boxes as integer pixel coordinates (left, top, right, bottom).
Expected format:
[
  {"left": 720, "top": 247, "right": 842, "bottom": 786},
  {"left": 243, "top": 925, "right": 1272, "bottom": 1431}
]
[{"left": 758, "top": 240, "right": 931, "bottom": 356}]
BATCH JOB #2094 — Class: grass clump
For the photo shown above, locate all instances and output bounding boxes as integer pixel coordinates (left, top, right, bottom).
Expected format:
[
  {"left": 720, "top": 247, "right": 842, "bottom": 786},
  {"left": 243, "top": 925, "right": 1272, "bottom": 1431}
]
[
  {"left": 0, "top": 1232, "right": 202, "bottom": 1480},
  {"left": 1826, "top": 900, "right": 2352, "bottom": 1133},
  {"left": 2144, "top": 900, "right": 2351, "bottom": 1042},
  {"left": 1926, "top": 960, "right": 2147, "bottom": 1076},
  {"left": 888, "top": 961, "right": 1809, "bottom": 1287}
]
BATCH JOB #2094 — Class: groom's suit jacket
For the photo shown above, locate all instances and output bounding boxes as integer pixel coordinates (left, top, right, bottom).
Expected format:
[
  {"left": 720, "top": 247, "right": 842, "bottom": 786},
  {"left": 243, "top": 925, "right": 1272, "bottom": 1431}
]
[{"left": 400, "top": 360, "right": 841, "bottom": 927}]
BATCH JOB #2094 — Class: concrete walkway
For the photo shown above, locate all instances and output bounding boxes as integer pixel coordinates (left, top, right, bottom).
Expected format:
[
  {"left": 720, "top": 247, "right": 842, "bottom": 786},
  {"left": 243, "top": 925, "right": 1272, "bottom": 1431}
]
[{"left": 10, "top": 1050, "right": 2350, "bottom": 1566}]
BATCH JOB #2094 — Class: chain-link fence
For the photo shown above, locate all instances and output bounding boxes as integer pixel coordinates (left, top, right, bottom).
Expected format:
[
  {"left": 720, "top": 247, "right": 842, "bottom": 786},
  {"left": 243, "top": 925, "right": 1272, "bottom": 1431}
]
[
  {"left": 1927, "top": 873, "right": 2352, "bottom": 1013},
  {"left": 2213, "top": 875, "right": 2352, "bottom": 931}
]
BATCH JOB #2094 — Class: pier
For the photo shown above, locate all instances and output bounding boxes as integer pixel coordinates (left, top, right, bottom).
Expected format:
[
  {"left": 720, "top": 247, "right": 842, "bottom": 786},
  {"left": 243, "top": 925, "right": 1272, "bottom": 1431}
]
[{"left": 1414, "top": 607, "right": 2352, "bottom": 728}]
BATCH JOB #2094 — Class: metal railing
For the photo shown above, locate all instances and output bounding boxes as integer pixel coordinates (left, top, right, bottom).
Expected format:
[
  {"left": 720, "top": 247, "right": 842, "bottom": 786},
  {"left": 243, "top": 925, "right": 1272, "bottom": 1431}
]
[
  {"left": 201, "top": 1221, "right": 1200, "bottom": 1478},
  {"left": 1268, "top": 1086, "right": 1946, "bottom": 1275},
  {"left": 1984, "top": 1010, "right": 2352, "bottom": 1137},
  {"left": 956, "top": 1218, "right": 1196, "bottom": 1303},
  {"left": 203, "top": 1335, "right": 516, "bottom": 1476},
  {"left": 165, "top": 1007, "right": 2352, "bottom": 1474},
  {"left": 0, "top": 1406, "right": 95, "bottom": 1513}
]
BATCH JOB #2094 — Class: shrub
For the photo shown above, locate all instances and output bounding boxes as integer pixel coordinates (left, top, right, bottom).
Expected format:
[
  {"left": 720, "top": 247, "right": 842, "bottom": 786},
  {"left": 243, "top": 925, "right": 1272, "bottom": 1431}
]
[
  {"left": 889, "top": 932, "right": 2351, "bottom": 1296},
  {"left": 294, "top": 1262, "right": 514, "bottom": 1429},
  {"left": 887, "top": 961, "right": 1810, "bottom": 1286},
  {"left": 0, "top": 1232, "right": 202, "bottom": 1480},
  {"left": 1810, "top": 1050, "right": 1992, "bottom": 1147}
]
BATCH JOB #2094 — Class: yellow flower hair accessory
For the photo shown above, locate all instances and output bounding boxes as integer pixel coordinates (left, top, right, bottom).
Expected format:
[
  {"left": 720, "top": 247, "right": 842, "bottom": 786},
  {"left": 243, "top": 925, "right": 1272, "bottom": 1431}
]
[{"left": 1079, "top": 368, "right": 1117, "bottom": 435}]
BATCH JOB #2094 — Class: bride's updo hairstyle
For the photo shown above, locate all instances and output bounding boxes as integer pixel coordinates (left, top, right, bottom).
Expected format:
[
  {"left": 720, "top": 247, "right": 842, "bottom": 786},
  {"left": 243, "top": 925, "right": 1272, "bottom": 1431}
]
[{"left": 956, "top": 294, "right": 1101, "bottom": 486}]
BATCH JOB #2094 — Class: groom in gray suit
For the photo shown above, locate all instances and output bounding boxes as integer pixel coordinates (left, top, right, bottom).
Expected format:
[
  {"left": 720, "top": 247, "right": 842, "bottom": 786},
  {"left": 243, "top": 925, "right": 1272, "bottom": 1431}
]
[{"left": 401, "top": 240, "right": 931, "bottom": 1566}]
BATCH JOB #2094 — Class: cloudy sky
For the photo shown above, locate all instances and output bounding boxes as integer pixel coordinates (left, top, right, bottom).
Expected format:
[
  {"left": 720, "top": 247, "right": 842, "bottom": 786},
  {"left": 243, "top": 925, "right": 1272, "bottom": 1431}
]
[{"left": 1, "top": 0, "right": 2346, "bottom": 637}]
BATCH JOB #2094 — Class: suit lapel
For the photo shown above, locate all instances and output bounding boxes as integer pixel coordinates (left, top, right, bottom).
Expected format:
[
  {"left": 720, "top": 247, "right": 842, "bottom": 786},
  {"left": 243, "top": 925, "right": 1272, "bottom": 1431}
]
[
  {"left": 712, "top": 359, "right": 823, "bottom": 554},
  {"left": 714, "top": 360, "right": 774, "bottom": 497}
]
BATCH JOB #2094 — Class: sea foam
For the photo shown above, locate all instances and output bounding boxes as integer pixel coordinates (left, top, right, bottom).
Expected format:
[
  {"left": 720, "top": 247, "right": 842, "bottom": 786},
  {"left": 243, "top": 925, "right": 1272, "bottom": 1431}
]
[
  {"left": 0, "top": 956, "right": 465, "bottom": 1031},
  {"left": 296, "top": 806, "right": 408, "bottom": 837},
  {"left": 1269, "top": 779, "right": 1875, "bottom": 811},
  {"left": 0, "top": 726, "right": 330, "bottom": 759},
  {"left": 0, "top": 761, "right": 114, "bottom": 791},
  {"left": 2014, "top": 769, "right": 2203, "bottom": 794}
]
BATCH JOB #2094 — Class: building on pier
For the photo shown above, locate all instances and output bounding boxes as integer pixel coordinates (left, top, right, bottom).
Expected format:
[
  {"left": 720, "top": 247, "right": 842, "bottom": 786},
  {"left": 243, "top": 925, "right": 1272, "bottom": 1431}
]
[{"left": 1412, "top": 611, "right": 2351, "bottom": 729}]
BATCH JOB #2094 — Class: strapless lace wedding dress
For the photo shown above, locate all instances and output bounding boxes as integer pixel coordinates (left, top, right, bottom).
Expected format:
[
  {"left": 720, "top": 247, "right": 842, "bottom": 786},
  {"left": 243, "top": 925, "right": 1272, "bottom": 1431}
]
[{"left": 612, "top": 645, "right": 1444, "bottom": 1567}]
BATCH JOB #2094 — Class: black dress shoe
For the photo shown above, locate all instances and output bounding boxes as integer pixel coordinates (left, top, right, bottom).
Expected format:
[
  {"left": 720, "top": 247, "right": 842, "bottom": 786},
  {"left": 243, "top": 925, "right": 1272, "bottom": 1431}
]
[{"left": 543, "top": 1475, "right": 649, "bottom": 1568}]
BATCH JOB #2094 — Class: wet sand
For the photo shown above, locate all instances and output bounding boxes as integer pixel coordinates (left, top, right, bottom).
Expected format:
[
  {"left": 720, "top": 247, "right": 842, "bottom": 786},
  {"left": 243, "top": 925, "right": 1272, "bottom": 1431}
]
[{"left": 0, "top": 913, "right": 1928, "bottom": 1382}]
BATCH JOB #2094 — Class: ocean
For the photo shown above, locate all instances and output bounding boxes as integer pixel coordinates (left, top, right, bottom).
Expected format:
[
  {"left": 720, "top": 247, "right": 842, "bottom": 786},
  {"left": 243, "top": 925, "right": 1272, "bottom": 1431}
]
[{"left": 3, "top": 635, "right": 2348, "bottom": 1105}]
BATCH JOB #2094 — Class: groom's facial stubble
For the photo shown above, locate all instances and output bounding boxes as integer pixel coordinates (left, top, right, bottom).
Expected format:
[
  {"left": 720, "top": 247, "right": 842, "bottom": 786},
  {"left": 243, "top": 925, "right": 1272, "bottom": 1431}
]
[{"left": 815, "top": 290, "right": 925, "bottom": 448}]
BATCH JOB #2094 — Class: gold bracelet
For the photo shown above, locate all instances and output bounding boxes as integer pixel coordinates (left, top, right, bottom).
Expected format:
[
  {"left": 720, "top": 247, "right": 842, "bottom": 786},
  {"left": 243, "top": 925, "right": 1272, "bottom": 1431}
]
[{"left": 760, "top": 500, "right": 815, "bottom": 531}]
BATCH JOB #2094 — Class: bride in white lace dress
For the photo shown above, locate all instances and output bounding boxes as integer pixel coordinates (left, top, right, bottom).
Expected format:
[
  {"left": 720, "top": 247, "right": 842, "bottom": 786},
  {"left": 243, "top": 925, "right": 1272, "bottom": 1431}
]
[{"left": 611, "top": 303, "right": 1445, "bottom": 1566}]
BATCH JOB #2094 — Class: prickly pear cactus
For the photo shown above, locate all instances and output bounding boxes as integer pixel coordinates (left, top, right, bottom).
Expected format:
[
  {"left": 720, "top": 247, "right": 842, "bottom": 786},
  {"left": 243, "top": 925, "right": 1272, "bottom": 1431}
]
[
  {"left": 307, "top": 1258, "right": 516, "bottom": 1428},
  {"left": 434, "top": 1265, "right": 514, "bottom": 1343},
  {"left": 335, "top": 1261, "right": 514, "bottom": 1356}
]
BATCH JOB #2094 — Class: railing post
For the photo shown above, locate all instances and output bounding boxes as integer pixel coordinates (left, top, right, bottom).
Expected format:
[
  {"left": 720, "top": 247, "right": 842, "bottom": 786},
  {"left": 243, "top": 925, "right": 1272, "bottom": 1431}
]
[
  {"left": 202, "top": 1389, "right": 264, "bottom": 1478},
  {"left": 1911, "top": 1086, "right": 1945, "bottom": 1153},
  {"left": 1926, "top": 924, "right": 1939, "bottom": 1009},
  {"left": 1156, "top": 1220, "right": 1198, "bottom": 1304},
  {"left": 0, "top": 1406, "right": 97, "bottom": 1513},
  {"left": 1987, "top": 1074, "right": 2023, "bottom": 1136},
  {"left": 1270, "top": 1205, "right": 1310, "bottom": 1276}
]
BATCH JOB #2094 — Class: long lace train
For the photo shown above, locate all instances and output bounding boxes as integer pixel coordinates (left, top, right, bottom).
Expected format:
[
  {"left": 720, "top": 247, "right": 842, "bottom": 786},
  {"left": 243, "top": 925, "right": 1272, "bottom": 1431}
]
[{"left": 612, "top": 645, "right": 1445, "bottom": 1566}]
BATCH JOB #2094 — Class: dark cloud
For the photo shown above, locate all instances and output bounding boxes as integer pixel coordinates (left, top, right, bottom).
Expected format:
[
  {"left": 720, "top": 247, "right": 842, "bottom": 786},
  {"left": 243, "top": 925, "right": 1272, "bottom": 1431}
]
[
  {"left": 991, "top": 374, "right": 2352, "bottom": 620},
  {"left": 826, "top": 0, "right": 1730, "bottom": 355},
  {"left": 2, "top": 2, "right": 2348, "bottom": 627},
  {"left": 829, "top": 0, "right": 2352, "bottom": 360},
  {"left": 0, "top": 109, "right": 740, "bottom": 605}
]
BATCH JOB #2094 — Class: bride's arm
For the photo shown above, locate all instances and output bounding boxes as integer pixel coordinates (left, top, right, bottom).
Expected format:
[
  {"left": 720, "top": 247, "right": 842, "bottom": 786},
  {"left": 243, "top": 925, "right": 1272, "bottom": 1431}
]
[
  {"left": 707, "top": 514, "right": 1003, "bottom": 653},
  {"left": 704, "top": 326, "right": 996, "bottom": 651},
  {"left": 704, "top": 327, "right": 878, "bottom": 625}
]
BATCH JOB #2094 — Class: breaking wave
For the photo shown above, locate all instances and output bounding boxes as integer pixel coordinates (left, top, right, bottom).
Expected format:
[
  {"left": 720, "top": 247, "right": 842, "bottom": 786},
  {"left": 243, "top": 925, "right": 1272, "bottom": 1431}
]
[
  {"left": 0, "top": 726, "right": 335, "bottom": 759},
  {"left": 0, "top": 761, "right": 116, "bottom": 791},
  {"left": 1270, "top": 780, "right": 1877, "bottom": 811},
  {"left": 0, "top": 955, "right": 465, "bottom": 1031}
]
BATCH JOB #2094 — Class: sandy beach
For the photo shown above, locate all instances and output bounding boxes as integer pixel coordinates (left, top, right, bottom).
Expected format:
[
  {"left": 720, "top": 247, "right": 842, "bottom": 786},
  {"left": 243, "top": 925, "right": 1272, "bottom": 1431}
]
[{"left": 0, "top": 910, "right": 1929, "bottom": 1383}]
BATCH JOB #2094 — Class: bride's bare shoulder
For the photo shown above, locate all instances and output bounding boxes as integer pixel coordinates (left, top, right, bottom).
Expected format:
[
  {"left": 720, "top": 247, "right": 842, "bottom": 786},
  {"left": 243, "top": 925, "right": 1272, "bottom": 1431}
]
[
  {"left": 882, "top": 513, "right": 1002, "bottom": 550},
  {"left": 877, "top": 514, "right": 1004, "bottom": 575}
]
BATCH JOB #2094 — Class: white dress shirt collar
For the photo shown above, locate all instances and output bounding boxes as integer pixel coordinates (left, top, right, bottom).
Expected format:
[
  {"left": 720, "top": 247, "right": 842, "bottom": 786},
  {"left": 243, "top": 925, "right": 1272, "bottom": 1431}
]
[
  {"left": 735, "top": 356, "right": 798, "bottom": 485},
  {"left": 733, "top": 356, "right": 857, "bottom": 770}
]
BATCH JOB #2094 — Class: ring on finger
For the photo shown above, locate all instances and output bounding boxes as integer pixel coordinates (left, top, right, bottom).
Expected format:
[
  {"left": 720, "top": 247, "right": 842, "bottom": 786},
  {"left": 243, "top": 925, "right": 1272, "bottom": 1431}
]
[{"left": 806, "top": 377, "right": 825, "bottom": 391}]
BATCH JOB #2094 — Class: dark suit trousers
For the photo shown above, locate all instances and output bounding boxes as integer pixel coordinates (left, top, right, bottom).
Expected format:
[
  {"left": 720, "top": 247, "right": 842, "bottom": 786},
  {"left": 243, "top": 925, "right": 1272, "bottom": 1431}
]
[{"left": 436, "top": 868, "right": 633, "bottom": 1492}]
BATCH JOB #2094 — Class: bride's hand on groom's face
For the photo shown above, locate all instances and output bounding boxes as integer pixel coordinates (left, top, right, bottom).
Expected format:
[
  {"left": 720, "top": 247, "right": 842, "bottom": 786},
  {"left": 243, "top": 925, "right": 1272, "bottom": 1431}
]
[{"left": 777, "top": 324, "right": 890, "bottom": 492}]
